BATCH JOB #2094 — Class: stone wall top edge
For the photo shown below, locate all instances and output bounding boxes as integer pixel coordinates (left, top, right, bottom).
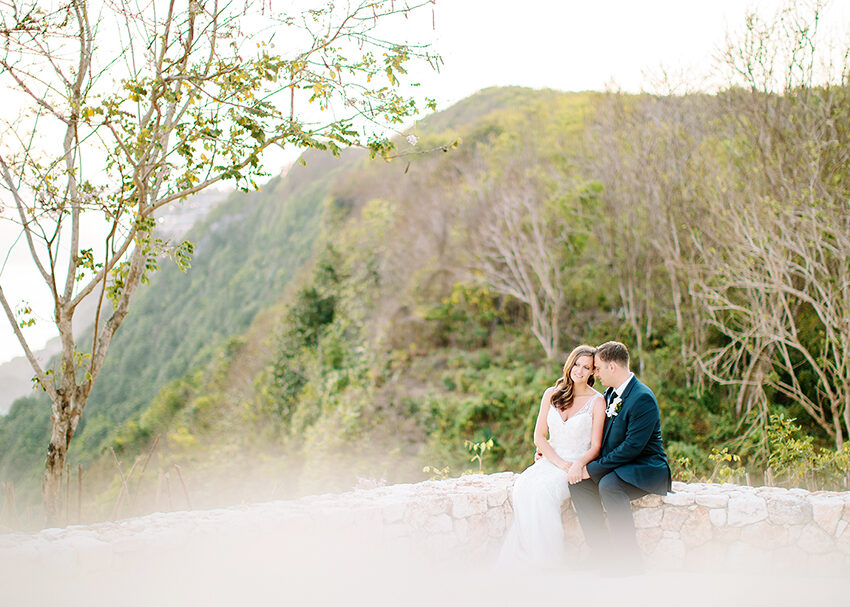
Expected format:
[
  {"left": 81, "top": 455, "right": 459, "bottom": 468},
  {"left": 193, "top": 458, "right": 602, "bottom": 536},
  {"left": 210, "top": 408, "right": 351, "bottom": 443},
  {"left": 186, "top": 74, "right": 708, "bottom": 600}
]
[{"left": 4, "top": 474, "right": 849, "bottom": 543}]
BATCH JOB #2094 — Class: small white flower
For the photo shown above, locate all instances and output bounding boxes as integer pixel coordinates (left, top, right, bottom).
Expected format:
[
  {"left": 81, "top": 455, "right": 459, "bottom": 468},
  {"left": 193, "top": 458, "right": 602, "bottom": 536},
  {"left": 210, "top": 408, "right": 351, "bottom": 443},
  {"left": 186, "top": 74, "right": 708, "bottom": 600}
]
[
  {"left": 406, "top": 134, "right": 418, "bottom": 146},
  {"left": 606, "top": 396, "right": 623, "bottom": 418}
]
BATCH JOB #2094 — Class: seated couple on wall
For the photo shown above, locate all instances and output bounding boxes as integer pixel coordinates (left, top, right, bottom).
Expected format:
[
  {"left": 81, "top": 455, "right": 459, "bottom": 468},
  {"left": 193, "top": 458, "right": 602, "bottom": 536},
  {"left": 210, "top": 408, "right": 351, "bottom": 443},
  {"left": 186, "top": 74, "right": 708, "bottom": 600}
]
[{"left": 499, "top": 341, "right": 672, "bottom": 576}]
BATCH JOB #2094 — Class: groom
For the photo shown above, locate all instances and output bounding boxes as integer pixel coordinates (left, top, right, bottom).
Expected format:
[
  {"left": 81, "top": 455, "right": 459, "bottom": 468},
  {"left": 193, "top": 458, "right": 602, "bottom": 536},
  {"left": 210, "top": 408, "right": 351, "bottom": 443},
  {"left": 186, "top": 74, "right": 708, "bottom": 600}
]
[{"left": 568, "top": 341, "right": 671, "bottom": 573}]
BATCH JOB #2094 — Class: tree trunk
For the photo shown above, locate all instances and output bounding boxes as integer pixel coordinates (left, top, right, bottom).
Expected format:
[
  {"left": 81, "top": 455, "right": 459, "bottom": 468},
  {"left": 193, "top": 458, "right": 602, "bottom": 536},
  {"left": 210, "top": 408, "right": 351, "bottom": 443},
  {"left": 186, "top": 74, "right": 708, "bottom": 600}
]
[{"left": 42, "top": 397, "right": 78, "bottom": 526}]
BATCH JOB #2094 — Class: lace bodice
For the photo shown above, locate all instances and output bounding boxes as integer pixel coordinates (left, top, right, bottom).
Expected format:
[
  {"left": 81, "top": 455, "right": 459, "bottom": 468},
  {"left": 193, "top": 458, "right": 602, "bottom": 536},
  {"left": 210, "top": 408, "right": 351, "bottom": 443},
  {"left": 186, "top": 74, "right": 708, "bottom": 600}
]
[{"left": 546, "top": 394, "right": 599, "bottom": 461}]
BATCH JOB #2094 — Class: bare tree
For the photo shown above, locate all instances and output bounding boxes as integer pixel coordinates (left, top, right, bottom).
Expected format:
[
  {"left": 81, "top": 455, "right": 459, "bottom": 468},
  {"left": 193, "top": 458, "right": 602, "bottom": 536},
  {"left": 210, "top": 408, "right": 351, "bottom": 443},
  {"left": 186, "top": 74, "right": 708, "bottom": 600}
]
[
  {"left": 693, "top": 2, "right": 850, "bottom": 447},
  {"left": 586, "top": 93, "right": 696, "bottom": 372},
  {"left": 0, "top": 0, "right": 438, "bottom": 523},
  {"left": 464, "top": 148, "right": 574, "bottom": 359}
]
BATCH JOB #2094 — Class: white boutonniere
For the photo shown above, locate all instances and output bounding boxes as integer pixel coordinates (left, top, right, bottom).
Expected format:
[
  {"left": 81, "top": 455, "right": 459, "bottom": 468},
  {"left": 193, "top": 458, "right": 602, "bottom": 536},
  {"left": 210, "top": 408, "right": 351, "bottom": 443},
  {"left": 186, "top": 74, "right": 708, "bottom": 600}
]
[{"left": 606, "top": 396, "right": 623, "bottom": 418}]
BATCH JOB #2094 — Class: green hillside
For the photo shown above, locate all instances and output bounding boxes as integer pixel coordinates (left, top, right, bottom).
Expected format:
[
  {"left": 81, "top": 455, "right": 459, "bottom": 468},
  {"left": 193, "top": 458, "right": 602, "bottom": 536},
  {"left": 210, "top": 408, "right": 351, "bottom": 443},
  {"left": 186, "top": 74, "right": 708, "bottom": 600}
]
[
  {"left": 0, "top": 147, "right": 360, "bottom": 502},
  {"left": 2, "top": 82, "right": 849, "bottom": 523}
]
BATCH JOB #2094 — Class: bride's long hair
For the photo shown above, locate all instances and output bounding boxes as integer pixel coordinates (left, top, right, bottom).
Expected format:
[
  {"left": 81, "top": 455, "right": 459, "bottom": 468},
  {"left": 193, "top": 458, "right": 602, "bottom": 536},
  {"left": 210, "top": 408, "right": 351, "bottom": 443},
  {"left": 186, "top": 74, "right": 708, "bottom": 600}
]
[{"left": 551, "top": 345, "right": 597, "bottom": 411}]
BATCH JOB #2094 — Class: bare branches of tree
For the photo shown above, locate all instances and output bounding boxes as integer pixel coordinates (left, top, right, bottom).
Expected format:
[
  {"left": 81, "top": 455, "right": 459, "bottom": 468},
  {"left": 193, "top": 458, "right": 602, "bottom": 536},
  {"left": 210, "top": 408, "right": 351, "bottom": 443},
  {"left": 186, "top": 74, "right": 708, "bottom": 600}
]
[
  {"left": 693, "top": 1, "right": 850, "bottom": 448},
  {"left": 463, "top": 148, "right": 574, "bottom": 359},
  {"left": 586, "top": 2, "right": 850, "bottom": 451}
]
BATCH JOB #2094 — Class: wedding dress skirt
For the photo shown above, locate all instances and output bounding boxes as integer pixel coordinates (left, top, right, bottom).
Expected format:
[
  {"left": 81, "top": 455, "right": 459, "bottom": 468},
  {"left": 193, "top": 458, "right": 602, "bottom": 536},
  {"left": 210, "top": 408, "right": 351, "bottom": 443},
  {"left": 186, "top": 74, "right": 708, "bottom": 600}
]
[{"left": 498, "top": 396, "right": 597, "bottom": 568}]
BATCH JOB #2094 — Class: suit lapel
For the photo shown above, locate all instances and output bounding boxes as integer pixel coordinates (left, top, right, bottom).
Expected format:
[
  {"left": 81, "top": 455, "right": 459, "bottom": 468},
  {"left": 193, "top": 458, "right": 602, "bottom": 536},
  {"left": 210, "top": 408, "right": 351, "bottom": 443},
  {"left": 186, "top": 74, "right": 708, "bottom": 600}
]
[
  {"left": 601, "top": 377, "right": 638, "bottom": 448},
  {"left": 601, "top": 386, "right": 616, "bottom": 446}
]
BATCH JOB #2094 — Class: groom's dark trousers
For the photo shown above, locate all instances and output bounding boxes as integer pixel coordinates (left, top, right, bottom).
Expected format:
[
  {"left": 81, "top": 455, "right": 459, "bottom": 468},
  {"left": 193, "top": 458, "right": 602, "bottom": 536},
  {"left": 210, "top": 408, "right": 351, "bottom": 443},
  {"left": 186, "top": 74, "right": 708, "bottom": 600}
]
[
  {"left": 569, "top": 473, "right": 647, "bottom": 559},
  {"left": 570, "top": 377, "right": 672, "bottom": 565}
]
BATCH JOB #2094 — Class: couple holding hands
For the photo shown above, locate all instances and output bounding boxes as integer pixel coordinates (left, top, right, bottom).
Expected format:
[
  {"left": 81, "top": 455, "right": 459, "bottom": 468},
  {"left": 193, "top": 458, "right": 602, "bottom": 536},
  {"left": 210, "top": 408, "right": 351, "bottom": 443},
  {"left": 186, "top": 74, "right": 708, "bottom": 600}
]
[{"left": 499, "top": 341, "right": 672, "bottom": 575}]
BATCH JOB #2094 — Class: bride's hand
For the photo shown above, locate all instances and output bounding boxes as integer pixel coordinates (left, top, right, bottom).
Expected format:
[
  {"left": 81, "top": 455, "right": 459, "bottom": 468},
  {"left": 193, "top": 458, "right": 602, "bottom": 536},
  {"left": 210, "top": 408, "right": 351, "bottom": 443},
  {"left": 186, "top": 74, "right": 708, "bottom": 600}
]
[{"left": 567, "top": 462, "right": 583, "bottom": 484}]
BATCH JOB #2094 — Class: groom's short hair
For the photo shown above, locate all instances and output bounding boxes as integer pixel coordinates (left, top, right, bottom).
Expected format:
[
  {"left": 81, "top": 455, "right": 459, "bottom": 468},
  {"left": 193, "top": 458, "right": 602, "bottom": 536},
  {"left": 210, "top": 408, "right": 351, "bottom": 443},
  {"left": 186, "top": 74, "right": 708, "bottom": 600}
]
[{"left": 596, "top": 341, "right": 629, "bottom": 366}]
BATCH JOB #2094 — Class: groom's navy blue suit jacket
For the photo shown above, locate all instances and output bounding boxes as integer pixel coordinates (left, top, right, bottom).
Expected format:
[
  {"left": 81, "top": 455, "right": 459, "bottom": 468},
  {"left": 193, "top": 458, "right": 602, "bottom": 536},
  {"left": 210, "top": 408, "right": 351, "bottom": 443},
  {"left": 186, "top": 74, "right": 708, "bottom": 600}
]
[{"left": 586, "top": 376, "right": 672, "bottom": 495}]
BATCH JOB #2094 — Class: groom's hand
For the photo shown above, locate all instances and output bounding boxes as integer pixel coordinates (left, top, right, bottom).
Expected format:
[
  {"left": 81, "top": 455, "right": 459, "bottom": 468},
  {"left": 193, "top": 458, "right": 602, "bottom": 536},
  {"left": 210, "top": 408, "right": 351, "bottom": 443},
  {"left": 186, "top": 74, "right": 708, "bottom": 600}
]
[{"left": 567, "top": 462, "right": 584, "bottom": 484}]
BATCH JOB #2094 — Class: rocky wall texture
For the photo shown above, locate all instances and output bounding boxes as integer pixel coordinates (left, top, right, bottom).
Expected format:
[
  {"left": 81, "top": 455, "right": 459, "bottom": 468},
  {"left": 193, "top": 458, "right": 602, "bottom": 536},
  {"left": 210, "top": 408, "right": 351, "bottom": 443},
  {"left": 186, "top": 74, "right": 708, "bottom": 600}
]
[
  {"left": 1, "top": 473, "right": 849, "bottom": 579},
  {"left": 626, "top": 482, "right": 850, "bottom": 575}
]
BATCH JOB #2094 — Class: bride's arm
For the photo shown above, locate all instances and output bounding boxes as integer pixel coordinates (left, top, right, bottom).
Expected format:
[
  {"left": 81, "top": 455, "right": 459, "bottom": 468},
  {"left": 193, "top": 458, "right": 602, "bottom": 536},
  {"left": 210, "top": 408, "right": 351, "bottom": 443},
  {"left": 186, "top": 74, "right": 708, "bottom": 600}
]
[
  {"left": 567, "top": 397, "right": 606, "bottom": 484},
  {"left": 533, "top": 388, "right": 572, "bottom": 471}
]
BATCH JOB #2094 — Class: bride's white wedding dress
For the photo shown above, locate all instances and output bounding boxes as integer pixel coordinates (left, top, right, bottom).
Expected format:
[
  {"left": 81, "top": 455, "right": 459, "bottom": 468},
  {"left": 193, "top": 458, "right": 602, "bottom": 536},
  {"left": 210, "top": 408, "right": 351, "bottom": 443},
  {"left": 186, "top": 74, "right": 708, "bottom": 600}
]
[{"left": 498, "top": 393, "right": 601, "bottom": 567}]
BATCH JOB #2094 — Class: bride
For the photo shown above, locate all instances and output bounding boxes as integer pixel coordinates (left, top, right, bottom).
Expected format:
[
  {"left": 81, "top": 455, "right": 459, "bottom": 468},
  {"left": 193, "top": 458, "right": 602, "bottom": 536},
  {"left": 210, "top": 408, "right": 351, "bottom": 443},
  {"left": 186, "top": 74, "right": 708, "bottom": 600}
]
[{"left": 498, "top": 344, "right": 606, "bottom": 567}]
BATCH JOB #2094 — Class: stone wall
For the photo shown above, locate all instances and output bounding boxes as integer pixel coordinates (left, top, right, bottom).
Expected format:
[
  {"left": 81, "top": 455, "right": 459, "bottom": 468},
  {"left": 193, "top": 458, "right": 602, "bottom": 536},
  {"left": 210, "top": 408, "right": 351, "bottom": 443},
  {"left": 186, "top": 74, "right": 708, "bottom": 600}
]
[
  {"left": 2, "top": 473, "right": 850, "bottom": 581},
  {"left": 612, "top": 481, "right": 850, "bottom": 575}
]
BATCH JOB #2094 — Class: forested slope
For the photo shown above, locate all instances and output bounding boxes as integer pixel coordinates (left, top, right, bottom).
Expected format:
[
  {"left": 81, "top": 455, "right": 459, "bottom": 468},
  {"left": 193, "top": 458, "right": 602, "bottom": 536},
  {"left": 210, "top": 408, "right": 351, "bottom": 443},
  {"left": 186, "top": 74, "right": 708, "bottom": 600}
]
[{"left": 2, "top": 78, "right": 849, "bottom": 519}]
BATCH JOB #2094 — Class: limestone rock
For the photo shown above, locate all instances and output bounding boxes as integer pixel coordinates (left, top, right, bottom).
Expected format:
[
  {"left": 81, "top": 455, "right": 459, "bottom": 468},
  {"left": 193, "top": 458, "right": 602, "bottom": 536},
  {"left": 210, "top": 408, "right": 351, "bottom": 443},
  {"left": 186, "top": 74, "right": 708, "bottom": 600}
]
[
  {"left": 465, "top": 513, "right": 489, "bottom": 544},
  {"left": 740, "top": 521, "right": 788, "bottom": 548},
  {"left": 695, "top": 494, "right": 729, "bottom": 509},
  {"left": 458, "top": 492, "right": 489, "bottom": 518},
  {"left": 712, "top": 526, "right": 741, "bottom": 543},
  {"left": 766, "top": 494, "right": 811, "bottom": 526},
  {"left": 661, "top": 507, "right": 690, "bottom": 532},
  {"left": 424, "top": 513, "right": 453, "bottom": 534},
  {"left": 835, "top": 523, "right": 850, "bottom": 555},
  {"left": 662, "top": 492, "right": 695, "bottom": 507},
  {"left": 485, "top": 507, "right": 506, "bottom": 538},
  {"left": 563, "top": 518, "right": 585, "bottom": 547},
  {"left": 633, "top": 494, "right": 663, "bottom": 508},
  {"left": 680, "top": 508, "right": 713, "bottom": 548},
  {"left": 403, "top": 502, "right": 432, "bottom": 529},
  {"left": 636, "top": 526, "right": 663, "bottom": 551},
  {"left": 453, "top": 517, "right": 469, "bottom": 543},
  {"left": 810, "top": 495, "right": 845, "bottom": 535},
  {"left": 727, "top": 494, "right": 768, "bottom": 526},
  {"left": 634, "top": 507, "right": 663, "bottom": 529},
  {"left": 708, "top": 508, "right": 726, "bottom": 527},
  {"left": 755, "top": 486, "right": 791, "bottom": 499},
  {"left": 486, "top": 488, "right": 508, "bottom": 508},
  {"left": 798, "top": 522, "right": 834, "bottom": 554},
  {"left": 423, "top": 495, "right": 452, "bottom": 516}
]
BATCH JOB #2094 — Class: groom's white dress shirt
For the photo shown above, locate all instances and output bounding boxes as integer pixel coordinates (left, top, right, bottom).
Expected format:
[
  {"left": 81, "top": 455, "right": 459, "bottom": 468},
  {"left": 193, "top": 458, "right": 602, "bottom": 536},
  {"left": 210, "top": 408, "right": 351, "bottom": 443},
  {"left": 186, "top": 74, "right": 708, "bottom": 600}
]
[{"left": 613, "top": 372, "right": 635, "bottom": 400}]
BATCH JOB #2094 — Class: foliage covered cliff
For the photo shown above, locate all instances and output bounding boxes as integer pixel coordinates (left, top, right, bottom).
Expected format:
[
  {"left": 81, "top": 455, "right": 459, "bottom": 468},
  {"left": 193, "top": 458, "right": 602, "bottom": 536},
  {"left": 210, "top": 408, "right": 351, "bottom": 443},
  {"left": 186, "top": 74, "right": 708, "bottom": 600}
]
[{"left": 2, "top": 79, "right": 849, "bottom": 521}]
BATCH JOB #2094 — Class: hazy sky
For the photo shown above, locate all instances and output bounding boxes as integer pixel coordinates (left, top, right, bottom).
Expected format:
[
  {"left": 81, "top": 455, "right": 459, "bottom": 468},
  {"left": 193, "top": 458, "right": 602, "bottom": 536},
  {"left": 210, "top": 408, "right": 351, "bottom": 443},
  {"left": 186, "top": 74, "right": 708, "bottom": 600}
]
[{"left": 1, "top": 0, "right": 848, "bottom": 364}]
